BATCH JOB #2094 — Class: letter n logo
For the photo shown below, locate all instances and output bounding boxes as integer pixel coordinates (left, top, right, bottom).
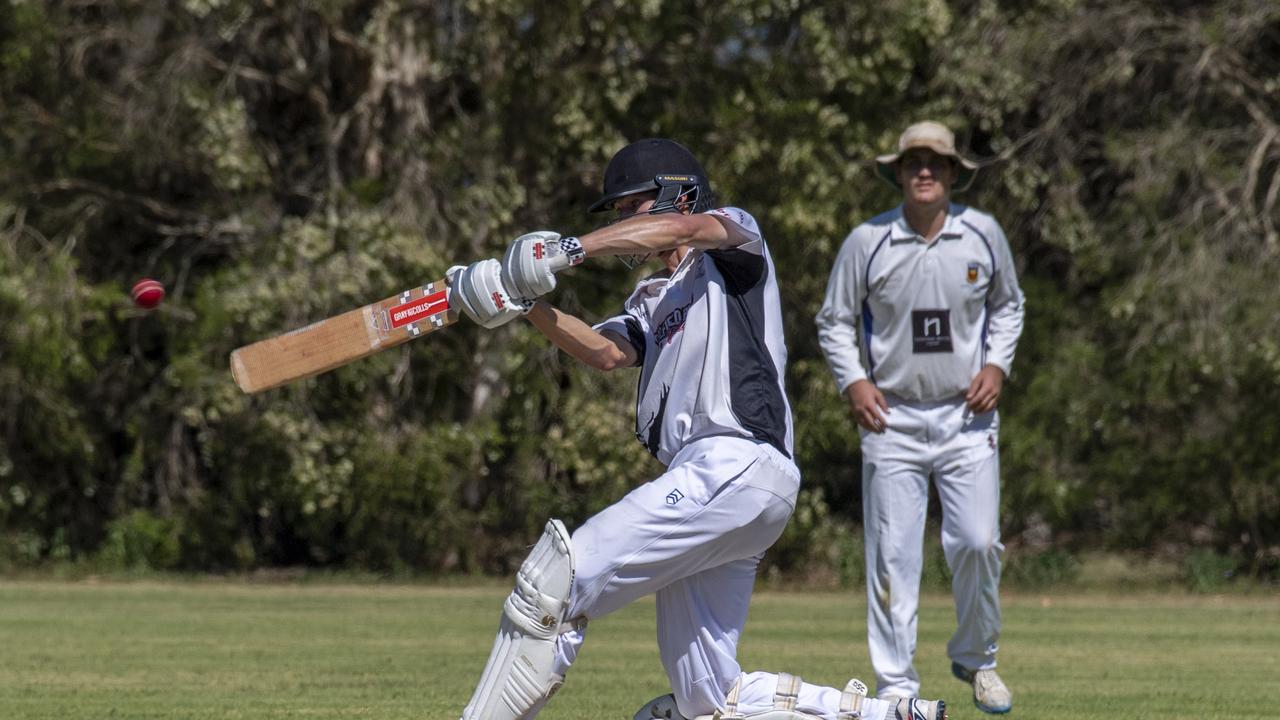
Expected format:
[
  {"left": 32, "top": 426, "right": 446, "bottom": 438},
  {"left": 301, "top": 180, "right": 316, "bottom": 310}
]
[{"left": 911, "top": 309, "right": 953, "bottom": 353}]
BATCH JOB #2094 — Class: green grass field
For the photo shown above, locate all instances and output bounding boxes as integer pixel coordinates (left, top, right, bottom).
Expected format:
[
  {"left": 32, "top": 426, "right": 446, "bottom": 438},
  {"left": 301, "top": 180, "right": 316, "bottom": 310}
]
[{"left": 0, "top": 580, "right": 1276, "bottom": 719}]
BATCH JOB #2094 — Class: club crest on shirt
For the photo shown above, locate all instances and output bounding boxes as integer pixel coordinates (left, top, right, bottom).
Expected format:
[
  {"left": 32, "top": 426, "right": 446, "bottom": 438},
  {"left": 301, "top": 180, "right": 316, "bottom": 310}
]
[
  {"left": 967, "top": 262, "right": 979, "bottom": 284},
  {"left": 665, "top": 489, "right": 684, "bottom": 505}
]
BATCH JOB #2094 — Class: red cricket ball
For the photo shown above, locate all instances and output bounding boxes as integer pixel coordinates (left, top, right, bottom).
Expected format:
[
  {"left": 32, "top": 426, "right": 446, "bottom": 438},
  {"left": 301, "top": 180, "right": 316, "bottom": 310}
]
[{"left": 131, "top": 278, "right": 165, "bottom": 309}]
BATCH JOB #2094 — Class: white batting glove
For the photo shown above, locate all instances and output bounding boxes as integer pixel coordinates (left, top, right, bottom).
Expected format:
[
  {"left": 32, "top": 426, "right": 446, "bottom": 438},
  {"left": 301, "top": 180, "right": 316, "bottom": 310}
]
[
  {"left": 501, "top": 231, "right": 586, "bottom": 300},
  {"left": 447, "top": 259, "right": 532, "bottom": 329}
]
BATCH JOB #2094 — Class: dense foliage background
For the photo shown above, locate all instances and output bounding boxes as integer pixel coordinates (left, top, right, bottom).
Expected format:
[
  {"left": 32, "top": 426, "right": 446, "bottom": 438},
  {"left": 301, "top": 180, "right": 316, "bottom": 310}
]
[{"left": 1, "top": 0, "right": 1277, "bottom": 582}]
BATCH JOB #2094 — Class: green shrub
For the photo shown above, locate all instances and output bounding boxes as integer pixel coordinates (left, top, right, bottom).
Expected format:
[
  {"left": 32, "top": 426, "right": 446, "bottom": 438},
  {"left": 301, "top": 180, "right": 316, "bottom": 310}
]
[
  {"left": 835, "top": 532, "right": 865, "bottom": 589},
  {"left": 1182, "top": 549, "right": 1237, "bottom": 593},
  {"left": 96, "top": 510, "right": 182, "bottom": 571},
  {"left": 1004, "top": 548, "right": 1080, "bottom": 589}
]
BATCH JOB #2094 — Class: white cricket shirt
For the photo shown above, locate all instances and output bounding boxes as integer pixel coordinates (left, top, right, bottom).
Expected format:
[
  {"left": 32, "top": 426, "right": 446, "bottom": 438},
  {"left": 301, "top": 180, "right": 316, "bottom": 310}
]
[
  {"left": 594, "top": 207, "right": 794, "bottom": 466},
  {"left": 815, "top": 203, "right": 1025, "bottom": 403}
]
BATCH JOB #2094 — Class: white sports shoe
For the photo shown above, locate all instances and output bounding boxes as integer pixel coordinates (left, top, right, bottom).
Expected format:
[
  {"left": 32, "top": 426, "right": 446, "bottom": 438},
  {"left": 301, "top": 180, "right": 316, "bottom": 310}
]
[
  {"left": 952, "top": 662, "right": 1012, "bottom": 714},
  {"left": 860, "top": 680, "right": 947, "bottom": 720}
]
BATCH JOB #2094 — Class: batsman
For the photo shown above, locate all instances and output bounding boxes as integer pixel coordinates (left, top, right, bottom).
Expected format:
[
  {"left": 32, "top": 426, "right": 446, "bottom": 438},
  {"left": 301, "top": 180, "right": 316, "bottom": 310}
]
[{"left": 448, "top": 139, "right": 948, "bottom": 720}]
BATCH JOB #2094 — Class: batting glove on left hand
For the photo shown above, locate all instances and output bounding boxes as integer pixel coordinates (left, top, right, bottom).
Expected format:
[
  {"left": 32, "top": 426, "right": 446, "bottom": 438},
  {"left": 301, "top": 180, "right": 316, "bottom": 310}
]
[
  {"left": 501, "top": 231, "right": 585, "bottom": 299},
  {"left": 447, "top": 259, "right": 532, "bottom": 329}
]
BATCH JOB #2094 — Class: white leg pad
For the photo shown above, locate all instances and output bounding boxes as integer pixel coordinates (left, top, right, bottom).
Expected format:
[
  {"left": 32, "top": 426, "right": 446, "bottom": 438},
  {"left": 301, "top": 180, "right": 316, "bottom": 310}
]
[
  {"left": 839, "top": 678, "right": 869, "bottom": 720},
  {"left": 632, "top": 675, "right": 880, "bottom": 720},
  {"left": 461, "top": 519, "right": 576, "bottom": 720},
  {"left": 698, "top": 674, "right": 827, "bottom": 720},
  {"left": 695, "top": 711, "right": 828, "bottom": 719}
]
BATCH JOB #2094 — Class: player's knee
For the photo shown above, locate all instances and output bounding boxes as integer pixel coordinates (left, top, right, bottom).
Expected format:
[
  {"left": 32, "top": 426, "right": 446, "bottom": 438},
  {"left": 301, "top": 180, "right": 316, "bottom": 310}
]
[
  {"left": 948, "top": 527, "right": 1002, "bottom": 564},
  {"left": 668, "top": 685, "right": 714, "bottom": 718}
]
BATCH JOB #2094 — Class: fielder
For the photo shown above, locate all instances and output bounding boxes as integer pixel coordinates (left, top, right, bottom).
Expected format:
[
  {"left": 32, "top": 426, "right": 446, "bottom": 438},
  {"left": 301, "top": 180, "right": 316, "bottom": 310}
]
[
  {"left": 448, "top": 138, "right": 948, "bottom": 720},
  {"left": 815, "top": 121, "right": 1025, "bottom": 714}
]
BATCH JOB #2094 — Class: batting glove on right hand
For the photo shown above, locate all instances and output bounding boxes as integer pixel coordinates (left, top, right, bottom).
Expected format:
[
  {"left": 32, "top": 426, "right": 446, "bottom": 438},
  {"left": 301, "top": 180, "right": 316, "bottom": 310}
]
[
  {"left": 447, "top": 259, "right": 531, "bottom": 329},
  {"left": 501, "top": 231, "right": 585, "bottom": 300}
]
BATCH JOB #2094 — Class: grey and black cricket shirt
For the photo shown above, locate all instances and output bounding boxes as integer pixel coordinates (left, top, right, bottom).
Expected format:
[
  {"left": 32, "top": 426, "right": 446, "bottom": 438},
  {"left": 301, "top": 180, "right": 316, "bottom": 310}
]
[
  {"left": 815, "top": 203, "right": 1025, "bottom": 403},
  {"left": 594, "top": 207, "right": 794, "bottom": 466}
]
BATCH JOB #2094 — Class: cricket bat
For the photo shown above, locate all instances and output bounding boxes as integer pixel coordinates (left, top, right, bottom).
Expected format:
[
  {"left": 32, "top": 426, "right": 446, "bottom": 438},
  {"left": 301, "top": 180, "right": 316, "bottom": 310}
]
[{"left": 230, "top": 278, "right": 457, "bottom": 393}]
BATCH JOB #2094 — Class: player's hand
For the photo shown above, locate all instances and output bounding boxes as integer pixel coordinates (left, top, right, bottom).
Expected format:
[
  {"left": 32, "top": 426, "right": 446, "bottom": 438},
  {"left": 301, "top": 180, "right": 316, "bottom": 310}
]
[
  {"left": 501, "top": 231, "right": 586, "bottom": 299},
  {"left": 447, "top": 259, "right": 531, "bottom": 329},
  {"left": 846, "top": 379, "right": 889, "bottom": 433},
  {"left": 965, "top": 364, "right": 1005, "bottom": 413}
]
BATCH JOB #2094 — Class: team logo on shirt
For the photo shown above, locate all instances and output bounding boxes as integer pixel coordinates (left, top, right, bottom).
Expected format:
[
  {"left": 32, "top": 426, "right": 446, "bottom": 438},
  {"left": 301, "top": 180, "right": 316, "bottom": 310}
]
[
  {"left": 653, "top": 303, "right": 691, "bottom": 345},
  {"left": 665, "top": 489, "right": 684, "bottom": 505},
  {"left": 967, "top": 262, "right": 979, "bottom": 283}
]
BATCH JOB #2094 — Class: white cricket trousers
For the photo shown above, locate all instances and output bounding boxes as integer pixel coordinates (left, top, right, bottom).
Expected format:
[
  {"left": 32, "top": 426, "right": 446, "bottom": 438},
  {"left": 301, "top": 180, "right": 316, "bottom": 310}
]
[
  {"left": 550, "top": 436, "right": 800, "bottom": 719},
  {"left": 860, "top": 395, "right": 1003, "bottom": 698}
]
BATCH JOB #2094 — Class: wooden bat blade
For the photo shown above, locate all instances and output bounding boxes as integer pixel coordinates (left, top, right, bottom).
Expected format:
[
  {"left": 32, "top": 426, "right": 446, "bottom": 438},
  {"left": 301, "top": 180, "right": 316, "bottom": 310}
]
[{"left": 230, "top": 278, "right": 457, "bottom": 393}]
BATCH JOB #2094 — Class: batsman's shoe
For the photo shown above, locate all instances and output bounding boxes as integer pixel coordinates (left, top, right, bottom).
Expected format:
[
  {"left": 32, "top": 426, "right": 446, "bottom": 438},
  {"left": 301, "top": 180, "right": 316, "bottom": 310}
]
[
  {"left": 951, "top": 662, "right": 1011, "bottom": 714},
  {"left": 632, "top": 693, "right": 689, "bottom": 719},
  {"left": 894, "top": 697, "right": 947, "bottom": 720}
]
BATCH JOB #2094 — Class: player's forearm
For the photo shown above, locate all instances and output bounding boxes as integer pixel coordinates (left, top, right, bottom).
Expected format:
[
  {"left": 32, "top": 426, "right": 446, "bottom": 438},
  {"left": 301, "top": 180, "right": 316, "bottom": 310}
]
[
  {"left": 579, "top": 213, "right": 728, "bottom": 257},
  {"left": 818, "top": 332, "right": 870, "bottom": 393},
  {"left": 816, "top": 315, "right": 870, "bottom": 390},
  {"left": 815, "top": 271, "right": 869, "bottom": 392},
  {"left": 983, "top": 343, "right": 1018, "bottom": 378},
  {"left": 525, "top": 301, "right": 632, "bottom": 371},
  {"left": 984, "top": 293, "right": 1026, "bottom": 376},
  {"left": 983, "top": 227, "right": 1025, "bottom": 375}
]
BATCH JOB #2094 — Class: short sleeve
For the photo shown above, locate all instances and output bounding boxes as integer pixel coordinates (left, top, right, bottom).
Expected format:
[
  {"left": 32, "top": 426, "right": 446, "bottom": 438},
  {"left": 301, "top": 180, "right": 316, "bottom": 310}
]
[
  {"left": 706, "top": 206, "right": 763, "bottom": 255},
  {"left": 592, "top": 310, "right": 647, "bottom": 367}
]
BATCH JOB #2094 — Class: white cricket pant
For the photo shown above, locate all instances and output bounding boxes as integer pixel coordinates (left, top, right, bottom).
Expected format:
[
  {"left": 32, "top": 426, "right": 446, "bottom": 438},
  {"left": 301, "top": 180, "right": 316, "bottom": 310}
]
[
  {"left": 549, "top": 436, "right": 800, "bottom": 719},
  {"left": 860, "top": 395, "right": 1003, "bottom": 698}
]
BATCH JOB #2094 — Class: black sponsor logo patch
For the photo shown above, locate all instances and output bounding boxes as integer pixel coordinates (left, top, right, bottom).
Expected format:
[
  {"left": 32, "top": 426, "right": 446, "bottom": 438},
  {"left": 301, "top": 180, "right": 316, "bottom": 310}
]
[{"left": 912, "top": 309, "right": 953, "bottom": 353}]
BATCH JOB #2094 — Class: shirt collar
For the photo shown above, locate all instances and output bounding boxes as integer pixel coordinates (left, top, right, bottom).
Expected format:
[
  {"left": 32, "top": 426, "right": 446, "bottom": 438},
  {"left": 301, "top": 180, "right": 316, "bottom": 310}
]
[
  {"left": 670, "top": 247, "right": 701, "bottom": 279},
  {"left": 891, "top": 203, "right": 965, "bottom": 242}
]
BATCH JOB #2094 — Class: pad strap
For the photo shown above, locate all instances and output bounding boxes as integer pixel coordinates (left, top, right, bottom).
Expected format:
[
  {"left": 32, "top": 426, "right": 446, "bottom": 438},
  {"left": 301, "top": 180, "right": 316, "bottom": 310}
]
[
  {"left": 709, "top": 674, "right": 804, "bottom": 720},
  {"left": 716, "top": 676, "right": 745, "bottom": 720},
  {"left": 774, "top": 673, "right": 801, "bottom": 711}
]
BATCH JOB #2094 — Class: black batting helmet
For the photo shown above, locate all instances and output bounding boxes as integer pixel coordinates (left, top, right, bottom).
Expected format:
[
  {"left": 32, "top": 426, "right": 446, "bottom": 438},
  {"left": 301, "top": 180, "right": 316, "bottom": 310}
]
[{"left": 588, "top": 138, "right": 715, "bottom": 215}]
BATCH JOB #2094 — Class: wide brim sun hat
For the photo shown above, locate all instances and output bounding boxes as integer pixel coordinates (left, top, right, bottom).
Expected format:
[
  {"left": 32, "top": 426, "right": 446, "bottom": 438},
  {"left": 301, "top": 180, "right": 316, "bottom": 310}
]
[{"left": 875, "top": 120, "right": 979, "bottom": 192}]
